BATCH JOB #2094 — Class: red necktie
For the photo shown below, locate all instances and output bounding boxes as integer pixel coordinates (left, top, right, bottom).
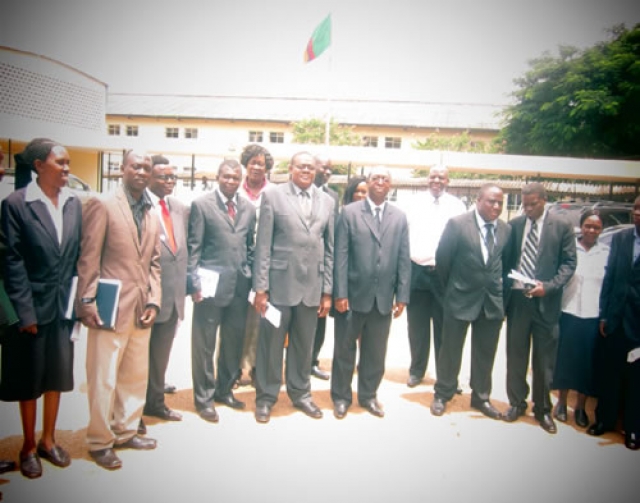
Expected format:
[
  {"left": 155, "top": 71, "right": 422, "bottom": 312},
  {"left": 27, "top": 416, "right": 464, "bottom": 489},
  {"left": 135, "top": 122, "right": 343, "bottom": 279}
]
[
  {"left": 159, "top": 199, "right": 177, "bottom": 253},
  {"left": 226, "top": 200, "right": 236, "bottom": 220}
]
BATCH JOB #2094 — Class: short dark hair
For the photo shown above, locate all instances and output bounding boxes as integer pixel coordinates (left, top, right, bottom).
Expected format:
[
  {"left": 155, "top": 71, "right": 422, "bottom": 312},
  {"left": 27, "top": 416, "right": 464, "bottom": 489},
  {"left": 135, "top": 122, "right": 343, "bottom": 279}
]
[
  {"left": 342, "top": 176, "right": 367, "bottom": 205},
  {"left": 218, "top": 159, "right": 241, "bottom": 177},
  {"left": 14, "top": 138, "right": 62, "bottom": 189},
  {"left": 151, "top": 154, "right": 170, "bottom": 167},
  {"left": 478, "top": 182, "right": 501, "bottom": 199},
  {"left": 579, "top": 209, "right": 602, "bottom": 227},
  {"left": 522, "top": 182, "right": 547, "bottom": 200},
  {"left": 240, "top": 144, "right": 273, "bottom": 171}
]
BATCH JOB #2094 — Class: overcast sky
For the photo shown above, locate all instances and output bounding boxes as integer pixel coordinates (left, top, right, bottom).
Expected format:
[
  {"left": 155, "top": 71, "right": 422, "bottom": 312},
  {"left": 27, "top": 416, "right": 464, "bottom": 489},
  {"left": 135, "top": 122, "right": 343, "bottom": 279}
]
[{"left": 2, "top": 0, "right": 639, "bottom": 105}]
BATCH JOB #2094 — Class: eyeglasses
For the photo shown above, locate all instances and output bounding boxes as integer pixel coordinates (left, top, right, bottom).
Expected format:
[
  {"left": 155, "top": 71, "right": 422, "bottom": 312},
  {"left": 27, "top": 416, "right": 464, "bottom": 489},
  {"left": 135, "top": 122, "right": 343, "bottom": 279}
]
[
  {"left": 292, "top": 164, "right": 315, "bottom": 171},
  {"left": 154, "top": 174, "right": 177, "bottom": 181}
]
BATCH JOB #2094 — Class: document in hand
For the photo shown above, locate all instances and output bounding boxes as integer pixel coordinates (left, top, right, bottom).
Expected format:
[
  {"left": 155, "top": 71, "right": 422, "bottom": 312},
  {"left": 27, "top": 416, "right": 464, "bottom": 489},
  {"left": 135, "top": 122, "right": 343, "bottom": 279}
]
[
  {"left": 508, "top": 270, "right": 537, "bottom": 287},
  {"left": 247, "top": 290, "right": 281, "bottom": 328},
  {"left": 65, "top": 277, "right": 122, "bottom": 329},
  {"left": 197, "top": 267, "right": 220, "bottom": 298}
]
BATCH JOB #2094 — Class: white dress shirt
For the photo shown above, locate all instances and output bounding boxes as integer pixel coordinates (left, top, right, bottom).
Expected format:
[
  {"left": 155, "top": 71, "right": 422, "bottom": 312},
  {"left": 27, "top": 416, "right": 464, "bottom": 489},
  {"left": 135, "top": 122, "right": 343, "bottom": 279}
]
[{"left": 25, "top": 180, "right": 74, "bottom": 246}]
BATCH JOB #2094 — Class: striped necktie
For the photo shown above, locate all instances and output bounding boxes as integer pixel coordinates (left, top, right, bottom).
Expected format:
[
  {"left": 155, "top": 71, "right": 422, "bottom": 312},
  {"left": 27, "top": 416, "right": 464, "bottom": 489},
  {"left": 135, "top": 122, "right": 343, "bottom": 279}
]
[{"left": 519, "top": 219, "right": 538, "bottom": 279}]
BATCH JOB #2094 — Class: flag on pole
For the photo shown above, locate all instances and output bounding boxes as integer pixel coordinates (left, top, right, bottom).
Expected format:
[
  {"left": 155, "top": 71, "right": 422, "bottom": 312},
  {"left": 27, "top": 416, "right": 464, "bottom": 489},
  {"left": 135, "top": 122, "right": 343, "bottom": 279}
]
[{"left": 303, "top": 14, "right": 331, "bottom": 63}]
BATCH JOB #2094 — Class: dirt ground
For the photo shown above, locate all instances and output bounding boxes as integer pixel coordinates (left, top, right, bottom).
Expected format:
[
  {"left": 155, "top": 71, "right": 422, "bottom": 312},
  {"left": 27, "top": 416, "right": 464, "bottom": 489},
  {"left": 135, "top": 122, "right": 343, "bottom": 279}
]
[{"left": 0, "top": 301, "right": 637, "bottom": 503}]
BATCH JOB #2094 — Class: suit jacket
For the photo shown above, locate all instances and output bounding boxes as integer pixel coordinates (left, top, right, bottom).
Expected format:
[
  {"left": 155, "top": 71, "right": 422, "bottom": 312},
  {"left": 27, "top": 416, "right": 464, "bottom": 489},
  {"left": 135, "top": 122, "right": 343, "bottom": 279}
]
[
  {"left": 76, "top": 188, "right": 162, "bottom": 333},
  {"left": 155, "top": 195, "right": 189, "bottom": 323},
  {"left": 187, "top": 191, "right": 256, "bottom": 307},
  {"left": 253, "top": 182, "right": 334, "bottom": 307},
  {"left": 436, "top": 211, "right": 511, "bottom": 321},
  {"left": 599, "top": 228, "right": 640, "bottom": 343},
  {"left": 1, "top": 188, "right": 82, "bottom": 328},
  {"left": 334, "top": 200, "right": 411, "bottom": 315},
  {"left": 506, "top": 212, "right": 577, "bottom": 324}
]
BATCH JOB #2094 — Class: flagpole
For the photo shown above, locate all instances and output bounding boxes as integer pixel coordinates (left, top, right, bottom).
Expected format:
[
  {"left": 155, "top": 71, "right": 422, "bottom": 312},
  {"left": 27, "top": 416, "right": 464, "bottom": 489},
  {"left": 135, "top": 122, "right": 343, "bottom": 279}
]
[{"left": 325, "top": 48, "right": 332, "bottom": 148}]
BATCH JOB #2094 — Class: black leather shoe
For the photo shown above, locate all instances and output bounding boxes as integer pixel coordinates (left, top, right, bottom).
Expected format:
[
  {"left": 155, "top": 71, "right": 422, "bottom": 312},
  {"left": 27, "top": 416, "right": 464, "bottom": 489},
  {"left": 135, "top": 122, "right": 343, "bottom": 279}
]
[
  {"left": 625, "top": 432, "right": 640, "bottom": 450},
  {"left": 255, "top": 404, "right": 271, "bottom": 423},
  {"left": 456, "top": 388, "right": 463, "bottom": 395},
  {"left": 295, "top": 400, "right": 323, "bottom": 419},
  {"left": 333, "top": 401, "right": 349, "bottom": 419},
  {"left": 470, "top": 399, "right": 502, "bottom": 420},
  {"left": 214, "top": 394, "right": 246, "bottom": 410},
  {"left": 587, "top": 422, "right": 607, "bottom": 436},
  {"left": 199, "top": 406, "right": 220, "bottom": 423},
  {"left": 503, "top": 404, "right": 527, "bottom": 422},
  {"left": 145, "top": 406, "right": 183, "bottom": 421},
  {"left": 89, "top": 448, "right": 122, "bottom": 470},
  {"left": 535, "top": 413, "right": 557, "bottom": 434},
  {"left": 361, "top": 399, "right": 385, "bottom": 417},
  {"left": 0, "top": 460, "right": 16, "bottom": 474},
  {"left": 311, "top": 366, "right": 330, "bottom": 380},
  {"left": 115, "top": 435, "right": 157, "bottom": 450},
  {"left": 430, "top": 397, "right": 446, "bottom": 416},
  {"left": 138, "top": 419, "right": 147, "bottom": 435},
  {"left": 407, "top": 375, "right": 422, "bottom": 388},
  {"left": 164, "top": 383, "right": 177, "bottom": 394},
  {"left": 19, "top": 452, "right": 42, "bottom": 479},
  {"left": 553, "top": 403, "right": 568, "bottom": 422},
  {"left": 36, "top": 442, "right": 71, "bottom": 468},
  {"left": 574, "top": 409, "right": 589, "bottom": 428}
]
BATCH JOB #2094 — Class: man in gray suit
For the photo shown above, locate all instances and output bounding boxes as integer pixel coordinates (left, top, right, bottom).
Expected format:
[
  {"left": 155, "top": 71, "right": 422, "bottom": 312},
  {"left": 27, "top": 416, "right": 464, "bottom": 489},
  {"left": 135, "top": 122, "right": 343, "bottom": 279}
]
[
  {"left": 430, "top": 183, "right": 511, "bottom": 420},
  {"left": 504, "top": 182, "right": 576, "bottom": 433},
  {"left": 187, "top": 160, "right": 256, "bottom": 423},
  {"left": 142, "top": 155, "right": 189, "bottom": 423},
  {"left": 253, "top": 151, "right": 334, "bottom": 423},
  {"left": 331, "top": 167, "right": 411, "bottom": 419}
]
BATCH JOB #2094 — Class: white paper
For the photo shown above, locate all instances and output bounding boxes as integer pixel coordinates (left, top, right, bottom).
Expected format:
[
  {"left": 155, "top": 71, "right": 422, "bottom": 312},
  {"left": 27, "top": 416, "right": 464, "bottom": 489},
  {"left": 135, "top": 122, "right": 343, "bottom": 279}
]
[
  {"left": 247, "top": 290, "right": 281, "bottom": 328},
  {"left": 197, "top": 267, "right": 219, "bottom": 298},
  {"left": 508, "top": 269, "right": 537, "bottom": 286},
  {"left": 65, "top": 276, "right": 78, "bottom": 319},
  {"left": 70, "top": 321, "right": 82, "bottom": 342},
  {"left": 627, "top": 347, "right": 640, "bottom": 363}
]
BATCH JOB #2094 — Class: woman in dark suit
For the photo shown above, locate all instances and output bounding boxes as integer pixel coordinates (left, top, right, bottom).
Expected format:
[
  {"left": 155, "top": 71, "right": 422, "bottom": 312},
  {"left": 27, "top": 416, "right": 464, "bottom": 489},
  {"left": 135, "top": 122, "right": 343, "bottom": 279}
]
[{"left": 0, "top": 138, "right": 82, "bottom": 478}]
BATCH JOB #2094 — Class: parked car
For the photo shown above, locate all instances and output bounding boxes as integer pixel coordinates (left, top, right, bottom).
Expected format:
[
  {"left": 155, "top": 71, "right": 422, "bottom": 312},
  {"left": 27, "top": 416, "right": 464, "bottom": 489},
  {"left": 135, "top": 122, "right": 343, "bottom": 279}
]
[
  {"left": 547, "top": 200, "right": 634, "bottom": 234},
  {"left": 598, "top": 223, "right": 634, "bottom": 247},
  {"left": 0, "top": 169, "right": 95, "bottom": 202}
]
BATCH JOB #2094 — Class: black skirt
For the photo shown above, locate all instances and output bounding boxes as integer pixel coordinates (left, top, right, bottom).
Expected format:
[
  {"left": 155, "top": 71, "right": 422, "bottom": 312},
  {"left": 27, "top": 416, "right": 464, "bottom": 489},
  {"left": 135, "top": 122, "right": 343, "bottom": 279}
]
[{"left": 0, "top": 319, "right": 74, "bottom": 401}]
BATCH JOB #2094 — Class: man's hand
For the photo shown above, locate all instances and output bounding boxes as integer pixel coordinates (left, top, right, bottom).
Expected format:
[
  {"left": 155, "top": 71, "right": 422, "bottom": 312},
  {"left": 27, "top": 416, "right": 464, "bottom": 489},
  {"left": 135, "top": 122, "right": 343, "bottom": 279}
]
[
  {"left": 525, "top": 280, "right": 545, "bottom": 298},
  {"left": 80, "top": 313, "right": 103, "bottom": 330},
  {"left": 392, "top": 302, "right": 406, "bottom": 319},
  {"left": 254, "top": 291, "right": 268, "bottom": 317},
  {"left": 19, "top": 324, "right": 38, "bottom": 335},
  {"left": 139, "top": 307, "right": 157, "bottom": 328},
  {"left": 317, "top": 294, "right": 332, "bottom": 317},
  {"left": 191, "top": 291, "right": 203, "bottom": 303},
  {"left": 335, "top": 298, "right": 349, "bottom": 313},
  {"left": 599, "top": 320, "right": 608, "bottom": 338}
]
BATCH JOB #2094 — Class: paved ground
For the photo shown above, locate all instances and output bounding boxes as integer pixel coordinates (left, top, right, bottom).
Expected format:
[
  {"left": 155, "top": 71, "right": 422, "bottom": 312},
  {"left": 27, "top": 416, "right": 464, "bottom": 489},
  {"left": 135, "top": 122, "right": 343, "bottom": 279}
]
[{"left": 0, "top": 300, "right": 637, "bottom": 503}]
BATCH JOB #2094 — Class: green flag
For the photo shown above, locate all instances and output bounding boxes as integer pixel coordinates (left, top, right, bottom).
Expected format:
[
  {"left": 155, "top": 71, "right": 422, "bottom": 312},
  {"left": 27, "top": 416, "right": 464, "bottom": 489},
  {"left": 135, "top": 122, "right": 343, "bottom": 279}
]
[{"left": 303, "top": 15, "right": 331, "bottom": 63}]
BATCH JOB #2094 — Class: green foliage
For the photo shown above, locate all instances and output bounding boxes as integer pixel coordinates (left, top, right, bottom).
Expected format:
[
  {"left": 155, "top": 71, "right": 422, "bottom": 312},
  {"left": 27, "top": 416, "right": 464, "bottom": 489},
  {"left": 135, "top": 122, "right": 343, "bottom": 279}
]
[
  {"left": 499, "top": 24, "right": 640, "bottom": 159},
  {"left": 290, "top": 118, "right": 361, "bottom": 146},
  {"left": 413, "top": 131, "right": 504, "bottom": 154}
]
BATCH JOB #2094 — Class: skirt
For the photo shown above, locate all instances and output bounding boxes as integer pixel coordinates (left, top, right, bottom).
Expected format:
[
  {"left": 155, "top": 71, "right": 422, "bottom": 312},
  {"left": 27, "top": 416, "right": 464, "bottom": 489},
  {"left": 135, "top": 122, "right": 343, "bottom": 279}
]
[
  {"left": 551, "top": 312, "right": 598, "bottom": 396},
  {"left": 0, "top": 319, "right": 74, "bottom": 401}
]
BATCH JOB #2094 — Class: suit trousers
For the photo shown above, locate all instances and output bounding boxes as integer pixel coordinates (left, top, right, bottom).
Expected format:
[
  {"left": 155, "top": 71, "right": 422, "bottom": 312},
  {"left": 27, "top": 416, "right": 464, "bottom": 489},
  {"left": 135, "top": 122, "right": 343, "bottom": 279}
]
[
  {"left": 145, "top": 308, "right": 179, "bottom": 414},
  {"left": 191, "top": 295, "right": 248, "bottom": 411},
  {"left": 255, "top": 303, "right": 318, "bottom": 406},
  {"left": 240, "top": 308, "right": 261, "bottom": 371},
  {"left": 312, "top": 316, "right": 327, "bottom": 367},
  {"left": 331, "top": 306, "right": 392, "bottom": 405},
  {"left": 434, "top": 313, "right": 502, "bottom": 402},
  {"left": 406, "top": 268, "right": 444, "bottom": 379},
  {"left": 506, "top": 292, "right": 559, "bottom": 415},
  {"left": 86, "top": 319, "right": 151, "bottom": 451},
  {"left": 594, "top": 328, "right": 640, "bottom": 434}
]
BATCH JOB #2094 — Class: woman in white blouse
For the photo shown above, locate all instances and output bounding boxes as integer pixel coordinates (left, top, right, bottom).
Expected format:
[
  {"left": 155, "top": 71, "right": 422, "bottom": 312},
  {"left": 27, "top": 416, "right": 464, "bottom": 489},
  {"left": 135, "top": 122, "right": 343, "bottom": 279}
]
[{"left": 552, "top": 210, "right": 609, "bottom": 428}]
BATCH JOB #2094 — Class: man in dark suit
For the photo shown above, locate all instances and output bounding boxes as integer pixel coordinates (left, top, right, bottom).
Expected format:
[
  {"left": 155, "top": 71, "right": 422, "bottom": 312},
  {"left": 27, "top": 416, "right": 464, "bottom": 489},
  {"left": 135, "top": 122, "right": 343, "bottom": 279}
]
[
  {"left": 588, "top": 195, "right": 640, "bottom": 450},
  {"left": 142, "top": 155, "right": 189, "bottom": 423},
  {"left": 311, "top": 153, "right": 339, "bottom": 381},
  {"left": 253, "top": 151, "right": 334, "bottom": 423},
  {"left": 187, "top": 160, "right": 256, "bottom": 423},
  {"left": 504, "top": 182, "right": 576, "bottom": 434},
  {"left": 331, "top": 167, "right": 411, "bottom": 419},
  {"left": 430, "top": 183, "right": 510, "bottom": 420}
]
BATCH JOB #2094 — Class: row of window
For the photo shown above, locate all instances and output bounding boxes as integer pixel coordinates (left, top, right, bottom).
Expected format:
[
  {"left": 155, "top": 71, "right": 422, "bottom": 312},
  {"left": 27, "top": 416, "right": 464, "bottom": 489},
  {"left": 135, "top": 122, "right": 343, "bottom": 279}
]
[{"left": 107, "top": 125, "right": 402, "bottom": 149}]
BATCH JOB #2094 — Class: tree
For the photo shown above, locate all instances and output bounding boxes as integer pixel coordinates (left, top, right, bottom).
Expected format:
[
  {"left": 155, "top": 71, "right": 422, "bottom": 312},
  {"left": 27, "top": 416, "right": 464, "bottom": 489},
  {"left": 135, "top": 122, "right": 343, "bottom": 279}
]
[
  {"left": 413, "top": 130, "right": 504, "bottom": 154},
  {"left": 290, "top": 118, "right": 361, "bottom": 146},
  {"left": 498, "top": 24, "right": 640, "bottom": 159}
]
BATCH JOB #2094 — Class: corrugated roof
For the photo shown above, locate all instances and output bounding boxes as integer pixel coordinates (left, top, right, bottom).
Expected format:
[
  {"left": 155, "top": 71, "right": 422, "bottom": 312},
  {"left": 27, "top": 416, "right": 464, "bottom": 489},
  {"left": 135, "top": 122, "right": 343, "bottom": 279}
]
[{"left": 106, "top": 94, "right": 504, "bottom": 131}]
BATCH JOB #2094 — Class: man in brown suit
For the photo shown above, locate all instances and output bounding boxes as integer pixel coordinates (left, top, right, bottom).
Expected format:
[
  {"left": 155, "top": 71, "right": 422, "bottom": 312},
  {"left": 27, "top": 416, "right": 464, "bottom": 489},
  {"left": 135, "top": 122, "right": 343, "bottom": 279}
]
[{"left": 76, "top": 150, "right": 162, "bottom": 470}]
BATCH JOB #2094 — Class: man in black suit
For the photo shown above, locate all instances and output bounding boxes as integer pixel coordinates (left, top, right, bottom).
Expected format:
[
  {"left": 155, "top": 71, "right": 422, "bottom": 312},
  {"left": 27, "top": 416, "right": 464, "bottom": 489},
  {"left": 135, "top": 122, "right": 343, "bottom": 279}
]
[
  {"left": 311, "top": 153, "right": 339, "bottom": 381},
  {"left": 331, "top": 167, "right": 411, "bottom": 419},
  {"left": 430, "top": 183, "right": 510, "bottom": 420},
  {"left": 187, "top": 160, "right": 256, "bottom": 423},
  {"left": 504, "top": 182, "right": 576, "bottom": 434},
  {"left": 142, "top": 155, "right": 189, "bottom": 424},
  {"left": 252, "top": 151, "right": 334, "bottom": 423},
  {"left": 588, "top": 195, "right": 640, "bottom": 450}
]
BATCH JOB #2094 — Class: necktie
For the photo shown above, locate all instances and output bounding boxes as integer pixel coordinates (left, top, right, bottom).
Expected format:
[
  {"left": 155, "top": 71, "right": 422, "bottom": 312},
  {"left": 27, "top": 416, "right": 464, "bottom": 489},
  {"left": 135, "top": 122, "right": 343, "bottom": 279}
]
[
  {"left": 520, "top": 219, "right": 538, "bottom": 279},
  {"left": 375, "top": 207, "right": 382, "bottom": 231},
  {"left": 299, "top": 190, "right": 311, "bottom": 220},
  {"left": 159, "top": 199, "right": 176, "bottom": 253},
  {"left": 485, "top": 223, "right": 495, "bottom": 257},
  {"left": 226, "top": 200, "right": 236, "bottom": 220}
]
